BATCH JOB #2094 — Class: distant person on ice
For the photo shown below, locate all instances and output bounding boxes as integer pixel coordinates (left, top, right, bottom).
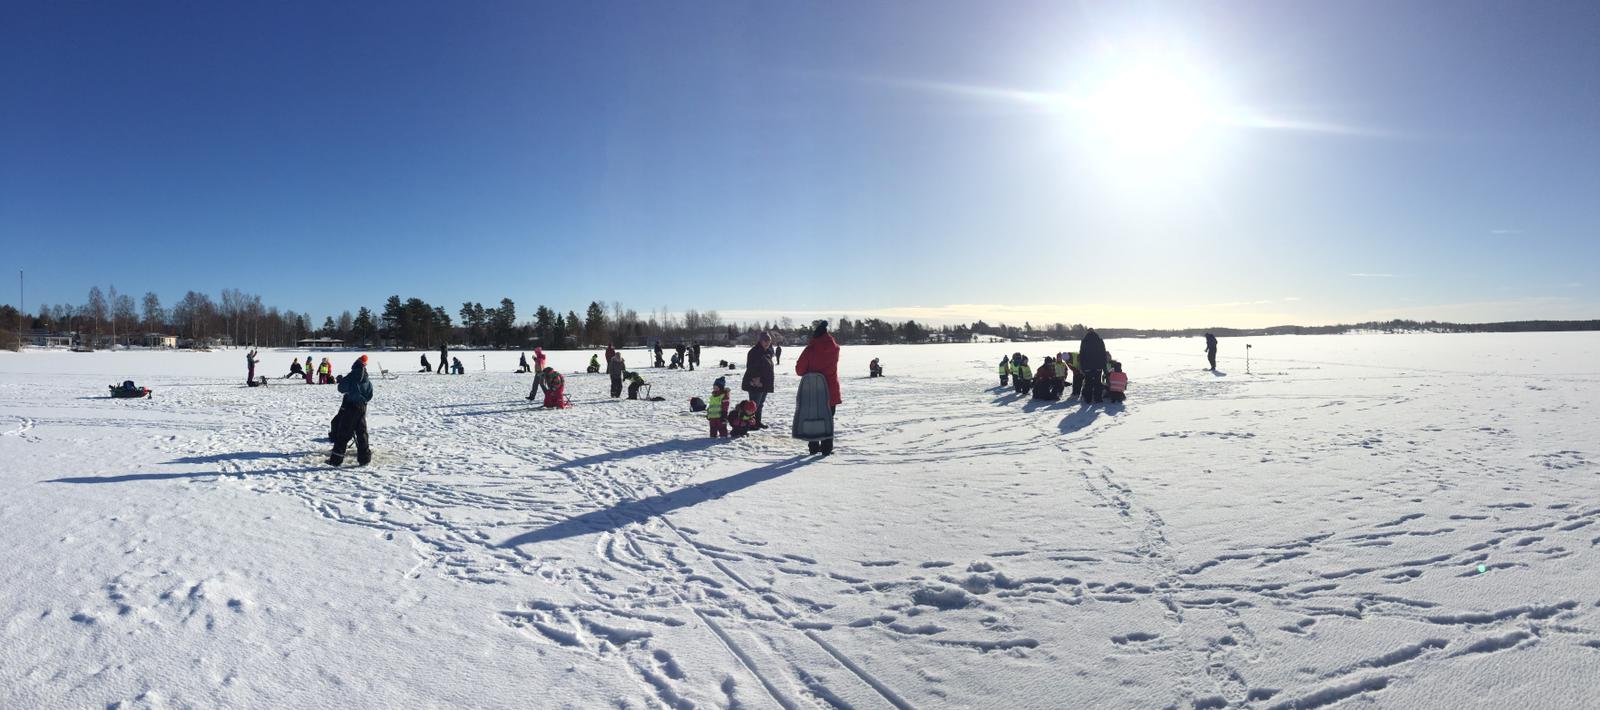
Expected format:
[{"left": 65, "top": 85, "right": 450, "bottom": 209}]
[
  {"left": 869, "top": 358, "right": 883, "bottom": 378},
  {"left": 1107, "top": 360, "right": 1128, "bottom": 403},
  {"left": 437, "top": 343, "right": 448, "bottom": 374},
  {"left": 690, "top": 342, "right": 701, "bottom": 371},
  {"left": 1078, "top": 329, "right": 1108, "bottom": 404},
  {"left": 586, "top": 354, "right": 601, "bottom": 373},
  {"left": 998, "top": 355, "right": 1010, "bottom": 387},
  {"left": 303, "top": 356, "right": 315, "bottom": 384},
  {"left": 1031, "top": 356, "right": 1058, "bottom": 400},
  {"left": 318, "top": 357, "right": 333, "bottom": 384},
  {"left": 419, "top": 354, "right": 431, "bottom": 373},
  {"left": 742, "top": 332, "right": 775, "bottom": 428},
  {"left": 1204, "top": 333, "right": 1218, "bottom": 372},
  {"left": 794, "top": 320, "right": 842, "bottom": 455},
  {"left": 1012, "top": 354, "right": 1032, "bottom": 395},
  {"left": 538, "top": 367, "right": 567, "bottom": 408},
  {"left": 625, "top": 371, "right": 648, "bottom": 400},
  {"left": 451, "top": 357, "right": 464, "bottom": 375},
  {"left": 606, "top": 345, "right": 625, "bottom": 398},
  {"left": 246, "top": 349, "right": 259, "bottom": 385},
  {"left": 285, "top": 358, "right": 305, "bottom": 379},
  {"left": 706, "top": 376, "right": 731, "bottom": 438},
  {"left": 517, "top": 353, "right": 531, "bottom": 373},
  {"left": 327, "top": 355, "right": 373, "bottom": 467},
  {"left": 773, "top": 343, "right": 782, "bottom": 365},
  {"left": 654, "top": 342, "right": 665, "bottom": 368}
]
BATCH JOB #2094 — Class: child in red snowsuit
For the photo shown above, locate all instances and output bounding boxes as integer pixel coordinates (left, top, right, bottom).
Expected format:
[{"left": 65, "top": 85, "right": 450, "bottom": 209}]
[
  {"left": 539, "top": 368, "right": 567, "bottom": 409},
  {"left": 729, "top": 400, "right": 758, "bottom": 438}
]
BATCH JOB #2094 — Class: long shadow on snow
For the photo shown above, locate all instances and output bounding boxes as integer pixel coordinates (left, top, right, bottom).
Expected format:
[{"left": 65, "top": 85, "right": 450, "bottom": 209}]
[
  {"left": 446, "top": 398, "right": 627, "bottom": 418},
  {"left": 499, "top": 455, "right": 813, "bottom": 547},
  {"left": 1058, "top": 402, "right": 1126, "bottom": 435},
  {"left": 164, "top": 450, "right": 312, "bottom": 465},
  {"left": 553, "top": 436, "right": 722, "bottom": 470},
  {"left": 46, "top": 465, "right": 325, "bottom": 484}
]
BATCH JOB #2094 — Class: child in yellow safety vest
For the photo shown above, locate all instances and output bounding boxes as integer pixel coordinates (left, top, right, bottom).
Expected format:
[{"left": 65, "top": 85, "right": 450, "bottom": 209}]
[
  {"left": 998, "top": 355, "right": 1010, "bottom": 387},
  {"left": 1012, "top": 356, "right": 1033, "bottom": 395},
  {"left": 707, "top": 377, "right": 731, "bottom": 438},
  {"left": 317, "top": 358, "right": 333, "bottom": 384}
]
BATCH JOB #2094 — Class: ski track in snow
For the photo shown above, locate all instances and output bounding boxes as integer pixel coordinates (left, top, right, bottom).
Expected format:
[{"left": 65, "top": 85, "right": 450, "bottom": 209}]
[{"left": 4, "top": 336, "right": 1600, "bottom": 708}]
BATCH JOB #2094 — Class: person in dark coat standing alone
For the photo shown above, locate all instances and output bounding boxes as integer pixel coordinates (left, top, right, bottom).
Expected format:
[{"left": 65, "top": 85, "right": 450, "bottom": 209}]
[
  {"left": 1204, "top": 333, "right": 1218, "bottom": 372},
  {"left": 1077, "top": 329, "right": 1109, "bottom": 404},
  {"left": 794, "top": 321, "right": 842, "bottom": 455},
  {"left": 606, "top": 345, "right": 626, "bottom": 398},
  {"left": 742, "top": 332, "right": 776, "bottom": 428},
  {"left": 328, "top": 355, "right": 374, "bottom": 467},
  {"left": 437, "top": 343, "right": 448, "bottom": 374}
]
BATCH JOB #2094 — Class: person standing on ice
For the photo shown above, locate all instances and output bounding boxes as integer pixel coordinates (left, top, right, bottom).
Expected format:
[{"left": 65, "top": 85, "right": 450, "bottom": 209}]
[
  {"left": 437, "top": 343, "right": 448, "bottom": 374},
  {"left": 794, "top": 320, "right": 841, "bottom": 455},
  {"left": 246, "top": 349, "right": 259, "bottom": 385},
  {"left": 285, "top": 358, "right": 305, "bottom": 379},
  {"left": 1204, "top": 333, "right": 1218, "bottom": 372},
  {"left": 742, "top": 331, "right": 775, "bottom": 428},
  {"left": 304, "top": 356, "right": 315, "bottom": 384},
  {"left": 327, "top": 355, "right": 374, "bottom": 467},
  {"left": 653, "top": 342, "right": 665, "bottom": 368},
  {"left": 706, "top": 376, "right": 731, "bottom": 437},
  {"left": 1078, "top": 329, "right": 1108, "bottom": 404},
  {"left": 534, "top": 347, "right": 547, "bottom": 376},
  {"left": 690, "top": 342, "right": 701, "bottom": 371},
  {"left": 606, "top": 345, "right": 626, "bottom": 398},
  {"left": 998, "top": 355, "right": 1010, "bottom": 387},
  {"left": 774, "top": 343, "right": 782, "bottom": 365}
]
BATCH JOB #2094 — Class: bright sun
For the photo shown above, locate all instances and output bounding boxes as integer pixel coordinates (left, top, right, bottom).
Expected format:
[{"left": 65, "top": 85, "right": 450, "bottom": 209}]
[{"left": 1071, "top": 59, "right": 1227, "bottom": 158}]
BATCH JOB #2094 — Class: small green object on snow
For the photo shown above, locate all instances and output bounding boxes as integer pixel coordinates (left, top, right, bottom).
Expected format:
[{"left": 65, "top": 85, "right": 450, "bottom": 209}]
[{"left": 1477, "top": 564, "right": 1487, "bottom": 574}]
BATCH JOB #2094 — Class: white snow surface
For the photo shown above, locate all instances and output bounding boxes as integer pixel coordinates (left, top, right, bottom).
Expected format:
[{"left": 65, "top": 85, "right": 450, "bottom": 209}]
[{"left": 2, "top": 334, "right": 1598, "bottom": 709}]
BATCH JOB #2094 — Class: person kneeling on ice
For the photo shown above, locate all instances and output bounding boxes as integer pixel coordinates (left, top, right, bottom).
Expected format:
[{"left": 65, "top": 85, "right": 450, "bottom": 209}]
[
  {"left": 1013, "top": 355, "right": 1033, "bottom": 395},
  {"left": 327, "top": 356, "right": 374, "bottom": 467},
  {"left": 998, "top": 355, "right": 1010, "bottom": 387},
  {"left": 539, "top": 367, "right": 567, "bottom": 408},
  {"left": 419, "top": 354, "right": 432, "bottom": 373},
  {"left": 1107, "top": 360, "right": 1128, "bottom": 403},
  {"left": 625, "top": 371, "right": 647, "bottom": 400},
  {"left": 451, "top": 357, "right": 465, "bottom": 375},
  {"left": 285, "top": 358, "right": 305, "bottom": 379},
  {"left": 586, "top": 354, "right": 601, "bottom": 374},
  {"left": 707, "top": 377, "right": 731, "bottom": 438},
  {"left": 1031, "top": 356, "right": 1060, "bottom": 400},
  {"left": 730, "top": 400, "right": 758, "bottom": 438},
  {"left": 869, "top": 358, "right": 883, "bottom": 378}
]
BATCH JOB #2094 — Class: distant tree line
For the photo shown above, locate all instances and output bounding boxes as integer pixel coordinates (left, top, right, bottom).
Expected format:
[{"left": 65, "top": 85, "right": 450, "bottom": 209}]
[{"left": 3, "top": 289, "right": 1596, "bottom": 353}]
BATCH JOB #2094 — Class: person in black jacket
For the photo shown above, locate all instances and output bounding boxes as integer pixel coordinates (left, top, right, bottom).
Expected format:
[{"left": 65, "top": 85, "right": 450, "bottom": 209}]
[
  {"left": 1204, "top": 333, "right": 1218, "bottom": 371},
  {"left": 742, "top": 332, "right": 776, "bottom": 428},
  {"left": 1078, "top": 329, "right": 1109, "bottom": 404},
  {"left": 437, "top": 344, "right": 448, "bottom": 374}
]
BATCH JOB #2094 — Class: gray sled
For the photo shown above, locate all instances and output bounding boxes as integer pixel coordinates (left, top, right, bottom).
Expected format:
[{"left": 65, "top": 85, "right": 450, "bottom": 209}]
[{"left": 791, "top": 372, "right": 833, "bottom": 441}]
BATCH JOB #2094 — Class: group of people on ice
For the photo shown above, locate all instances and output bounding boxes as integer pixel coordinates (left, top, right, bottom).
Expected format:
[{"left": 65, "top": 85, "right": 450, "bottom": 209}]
[
  {"left": 420, "top": 353, "right": 465, "bottom": 374},
  {"left": 999, "top": 329, "right": 1127, "bottom": 404},
  {"left": 276, "top": 354, "right": 348, "bottom": 385}
]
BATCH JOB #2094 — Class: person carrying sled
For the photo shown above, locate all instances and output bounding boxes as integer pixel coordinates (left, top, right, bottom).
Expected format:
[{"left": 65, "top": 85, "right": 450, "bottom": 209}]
[
  {"left": 794, "top": 320, "right": 842, "bottom": 455},
  {"left": 606, "top": 345, "right": 625, "bottom": 398},
  {"left": 625, "top": 371, "right": 648, "bottom": 400},
  {"left": 742, "top": 332, "right": 775, "bottom": 428},
  {"left": 730, "top": 400, "right": 759, "bottom": 438},
  {"left": 1079, "top": 328, "right": 1109, "bottom": 403},
  {"left": 586, "top": 354, "right": 601, "bottom": 373},
  {"left": 419, "top": 354, "right": 432, "bottom": 373},
  {"left": 285, "top": 357, "right": 305, "bottom": 379},
  {"left": 998, "top": 355, "right": 1010, "bottom": 387},
  {"left": 1204, "top": 333, "right": 1218, "bottom": 372},
  {"left": 327, "top": 355, "right": 374, "bottom": 467},
  {"left": 539, "top": 367, "right": 567, "bottom": 408},
  {"left": 517, "top": 353, "right": 531, "bottom": 373},
  {"left": 706, "top": 377, "right": 731, "bottom": 438}
]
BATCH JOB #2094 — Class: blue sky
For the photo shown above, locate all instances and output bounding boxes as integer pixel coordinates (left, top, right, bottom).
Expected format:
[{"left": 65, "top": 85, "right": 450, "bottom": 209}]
[{"left": 2, "top": 0, "right": 1596, "bottom": 328}]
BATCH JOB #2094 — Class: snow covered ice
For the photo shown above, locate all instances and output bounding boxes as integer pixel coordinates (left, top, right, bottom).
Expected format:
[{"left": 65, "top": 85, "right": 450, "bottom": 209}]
[{"left": 2, "top": 333, "right": 1598, "bottom": 709}]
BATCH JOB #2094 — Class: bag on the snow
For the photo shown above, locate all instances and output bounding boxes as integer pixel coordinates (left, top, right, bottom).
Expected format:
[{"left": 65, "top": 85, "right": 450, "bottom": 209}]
[
  {"left": 791, "top": 372, "right": 833, "bottom": 441},
  {"left": 689, "top": 397, "right": 706, "bottom": 412}
]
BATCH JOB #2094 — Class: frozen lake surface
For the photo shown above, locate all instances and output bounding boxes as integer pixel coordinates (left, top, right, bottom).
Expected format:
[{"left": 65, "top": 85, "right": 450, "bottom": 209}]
[{"left": 2, "top": 333, "right": 1597, "bottom": 709}]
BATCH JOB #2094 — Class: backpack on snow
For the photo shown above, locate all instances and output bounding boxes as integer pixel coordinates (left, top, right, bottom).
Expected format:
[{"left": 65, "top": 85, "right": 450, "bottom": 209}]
[{"left": 689, "top": 397, "right": 707, "bottom": 412}]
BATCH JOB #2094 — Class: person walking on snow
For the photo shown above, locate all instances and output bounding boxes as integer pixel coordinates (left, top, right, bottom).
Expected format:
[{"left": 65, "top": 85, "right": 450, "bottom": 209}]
[
  {"left": 1079, "top": 329, "right": 1109, "bottom": 404},
  {"left": 327, "top": 355, "right": 374, "bottom": 467},
  {"left": 742, "top": 332, "right": 775, "bottom": 428},
  {"left": 1204, "top": 333, "right": 1218, "bottom": 372},
  {"left": 794, "top": 320, "right": 842, "bottom": 455},
  {"left": 437, "top": 344, "right": 449, "bottom": 374}
]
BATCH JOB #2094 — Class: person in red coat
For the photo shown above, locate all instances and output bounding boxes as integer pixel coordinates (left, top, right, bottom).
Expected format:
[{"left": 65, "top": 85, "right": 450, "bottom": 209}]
[{"left": 794, "top": 320, "right": 841, "bottom": 454}]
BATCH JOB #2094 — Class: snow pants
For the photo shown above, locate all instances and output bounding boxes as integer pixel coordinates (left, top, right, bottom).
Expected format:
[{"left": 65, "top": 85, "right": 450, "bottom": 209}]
[
  {"left": 1071, "top": 370, "right": 1084, "bottom": 398},
  {"left": 709, "top": 418, "right": 727, "bottom": 438},
  {"left": 1207, "top": 349, "right": 1217, "bottom": 371},
  {"left": 999, "top": 373, "right": 1009, "bottom": 387},
  {"left": 543, "top": 387, "right": 566, "bottom": 409},
  {"left": 610, "top": 372, "right": 624, "bottom": 398},
  {"left": 1082, "top": 372, "right": 1105, "bottom": 404},
  {"left": 749, "top": 390, "right": 768, "bottom": 425},
  {"left": 330, "top": 401, "right": 370, "bottom": 465},
  {"left": 628, "top": 382, "right": 642, "bottom": 400}
]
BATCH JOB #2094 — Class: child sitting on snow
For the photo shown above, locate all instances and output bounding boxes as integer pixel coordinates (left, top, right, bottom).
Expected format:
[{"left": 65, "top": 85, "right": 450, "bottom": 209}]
[
  {"left": 1106, "top": 361, "right": 1128, "bottom": 403},
  {"left": 706, "top": 377, "right": 731, "bottom": 438},
  {"left": 451, "top": 357, "right": 465, "bottom": 375},
  {"left": 730, "top": 400, "right": 759, "bottom": 438},
  {"left": 586, "top": 354, "right": 601, "bottom": 373},
  {"left": 869, "top": 358, "right": 883, "bottom": 378}
]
